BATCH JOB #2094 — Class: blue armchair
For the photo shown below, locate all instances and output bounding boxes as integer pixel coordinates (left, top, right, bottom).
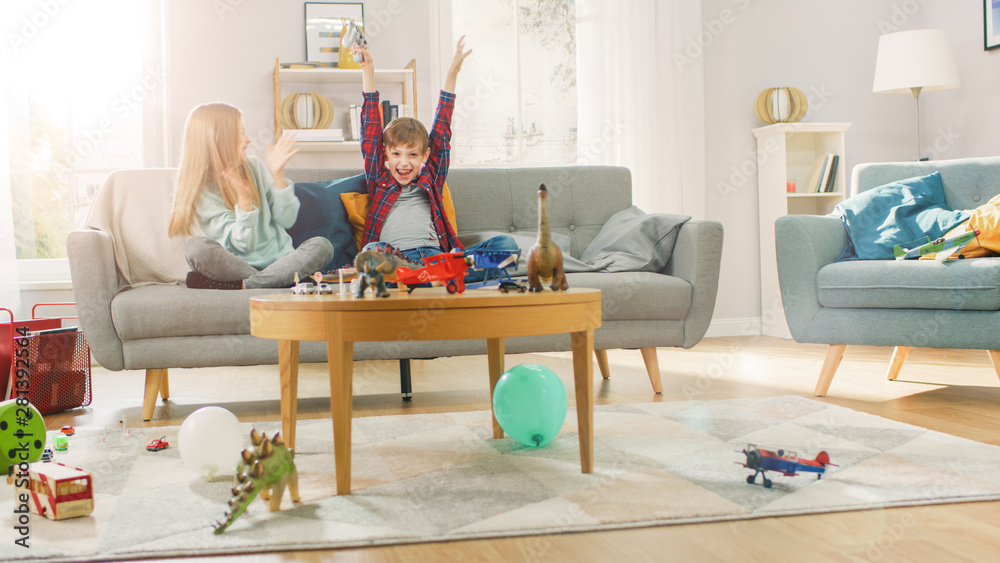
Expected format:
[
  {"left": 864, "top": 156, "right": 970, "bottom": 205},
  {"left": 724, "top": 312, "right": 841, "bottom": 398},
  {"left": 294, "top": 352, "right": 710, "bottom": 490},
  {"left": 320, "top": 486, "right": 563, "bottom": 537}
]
[{"left": 775, "top": 156, "right": 1000, "bottom": 395}]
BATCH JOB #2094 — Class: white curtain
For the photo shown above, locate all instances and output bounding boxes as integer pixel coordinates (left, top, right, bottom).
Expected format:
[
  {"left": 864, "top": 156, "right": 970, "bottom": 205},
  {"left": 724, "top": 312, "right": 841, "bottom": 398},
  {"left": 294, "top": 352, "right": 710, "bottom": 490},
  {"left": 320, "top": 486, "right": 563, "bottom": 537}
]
[
  {"left": 577, "top": 0, "right": 705, "bottom": 217},
  {"left": 0, "top": 68, "right": 20, "bottom": 318}
]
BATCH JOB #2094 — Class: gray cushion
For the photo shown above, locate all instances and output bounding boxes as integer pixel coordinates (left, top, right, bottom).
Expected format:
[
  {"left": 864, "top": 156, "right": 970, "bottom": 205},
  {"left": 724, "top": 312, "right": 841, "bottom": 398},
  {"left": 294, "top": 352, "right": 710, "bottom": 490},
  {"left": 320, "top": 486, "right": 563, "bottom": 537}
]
[
  {"left": 581, "top": 206, "right": 691, "bottom": 272},
  {"left": 817, "top": 257, "right": 1000, "bottom": 311}
]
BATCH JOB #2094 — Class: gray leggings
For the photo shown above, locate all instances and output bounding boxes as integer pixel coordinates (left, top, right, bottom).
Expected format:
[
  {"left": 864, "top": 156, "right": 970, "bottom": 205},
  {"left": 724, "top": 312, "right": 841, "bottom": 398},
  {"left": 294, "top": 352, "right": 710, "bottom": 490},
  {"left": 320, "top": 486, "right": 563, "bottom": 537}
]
[{"left": 185, "top": 236, "right": 334, "bottom": 289}]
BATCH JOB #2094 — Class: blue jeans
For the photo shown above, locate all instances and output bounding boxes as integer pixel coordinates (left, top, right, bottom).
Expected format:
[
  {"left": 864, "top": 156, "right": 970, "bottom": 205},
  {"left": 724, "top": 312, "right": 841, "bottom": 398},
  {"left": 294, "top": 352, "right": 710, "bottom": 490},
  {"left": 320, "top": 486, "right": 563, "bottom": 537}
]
[{"left": 361, "top": 235, "right": 519, "bottom": 283}]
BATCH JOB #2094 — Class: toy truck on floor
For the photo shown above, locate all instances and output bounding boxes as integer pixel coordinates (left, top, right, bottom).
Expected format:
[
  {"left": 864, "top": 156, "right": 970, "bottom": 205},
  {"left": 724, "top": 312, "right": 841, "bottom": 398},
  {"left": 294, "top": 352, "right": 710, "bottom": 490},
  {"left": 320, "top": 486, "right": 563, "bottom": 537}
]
[{"left": 15, "top": 462, "right": 94, "bottom": 520}]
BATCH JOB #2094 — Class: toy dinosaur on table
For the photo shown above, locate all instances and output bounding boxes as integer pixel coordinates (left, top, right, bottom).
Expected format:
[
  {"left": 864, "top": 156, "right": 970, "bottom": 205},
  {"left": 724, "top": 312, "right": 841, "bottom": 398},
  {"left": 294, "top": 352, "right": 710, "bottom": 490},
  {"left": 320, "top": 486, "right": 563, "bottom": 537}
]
[
  {"left": 212, "top": 429, "right": 299, "bottom": 534},
  {"left": 353, "top": 247, "right": 421, "bottom": 298},
  {"left": 526, "top": 183, "right": 568, "bottom": 292}
]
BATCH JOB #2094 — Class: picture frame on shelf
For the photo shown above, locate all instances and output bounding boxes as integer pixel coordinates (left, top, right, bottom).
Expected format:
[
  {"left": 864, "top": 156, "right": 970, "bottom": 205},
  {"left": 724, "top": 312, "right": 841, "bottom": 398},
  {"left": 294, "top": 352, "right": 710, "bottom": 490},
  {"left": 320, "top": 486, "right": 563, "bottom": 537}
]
[
  {"left": 305, "top": 2, "right": 364, "bottom": 64},
  {"left": 986, "top": 0, "right": 1000, "bottom": 50}
]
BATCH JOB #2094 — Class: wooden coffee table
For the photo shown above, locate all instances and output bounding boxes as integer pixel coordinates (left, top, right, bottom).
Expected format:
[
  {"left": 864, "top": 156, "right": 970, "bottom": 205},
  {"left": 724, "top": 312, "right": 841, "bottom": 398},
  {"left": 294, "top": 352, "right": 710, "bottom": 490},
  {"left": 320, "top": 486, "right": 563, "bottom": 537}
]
[{"left": 249, "top": 287, "right": 602, "bottom": 495}]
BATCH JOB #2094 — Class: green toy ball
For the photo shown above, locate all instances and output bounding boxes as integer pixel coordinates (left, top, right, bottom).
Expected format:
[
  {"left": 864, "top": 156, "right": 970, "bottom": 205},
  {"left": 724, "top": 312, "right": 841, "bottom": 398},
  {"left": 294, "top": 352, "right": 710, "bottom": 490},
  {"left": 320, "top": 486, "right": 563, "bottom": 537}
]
[
  {"left": 0, "top": 398, "right": 46, "bottom": 468},
  {"left": 492, "top": 363, "right": 568, "bottom": 447}
]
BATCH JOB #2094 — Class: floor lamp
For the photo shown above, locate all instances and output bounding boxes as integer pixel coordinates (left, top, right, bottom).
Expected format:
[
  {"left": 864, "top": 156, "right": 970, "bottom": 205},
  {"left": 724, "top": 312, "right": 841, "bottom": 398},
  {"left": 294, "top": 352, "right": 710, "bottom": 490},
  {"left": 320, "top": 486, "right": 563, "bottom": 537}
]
[{"left": 872, "top": 29, "right": 960, "bottom": 161}]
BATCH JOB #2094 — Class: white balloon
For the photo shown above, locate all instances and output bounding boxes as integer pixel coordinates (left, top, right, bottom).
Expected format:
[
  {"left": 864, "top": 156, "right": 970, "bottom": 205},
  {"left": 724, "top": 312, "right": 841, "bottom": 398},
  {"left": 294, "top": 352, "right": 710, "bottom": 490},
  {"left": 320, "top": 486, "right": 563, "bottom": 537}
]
[{"left": 178, "top": 406, "right": 244, "bottom": 480}]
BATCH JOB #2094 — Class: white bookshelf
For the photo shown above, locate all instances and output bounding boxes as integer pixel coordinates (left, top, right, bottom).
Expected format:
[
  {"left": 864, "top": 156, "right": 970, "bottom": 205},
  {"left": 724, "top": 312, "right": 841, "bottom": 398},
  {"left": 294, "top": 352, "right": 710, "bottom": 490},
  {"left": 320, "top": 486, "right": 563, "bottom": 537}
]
[
  {"left": 753, "top": 122, "right": 850, "bottom": 339},
  {"left": 272, "top": 59, "right": 418, "bottom": 151}
]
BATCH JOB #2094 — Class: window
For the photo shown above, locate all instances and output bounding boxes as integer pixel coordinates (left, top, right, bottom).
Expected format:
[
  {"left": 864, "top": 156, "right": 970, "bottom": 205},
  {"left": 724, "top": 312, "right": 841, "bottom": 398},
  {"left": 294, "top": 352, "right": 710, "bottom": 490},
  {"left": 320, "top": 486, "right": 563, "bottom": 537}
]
[
  {"left": 5, "top": 0, "right": 163, "bottom": 268},
  {"left": 449, "top": 0, "right": 576, "bottom": 166}
]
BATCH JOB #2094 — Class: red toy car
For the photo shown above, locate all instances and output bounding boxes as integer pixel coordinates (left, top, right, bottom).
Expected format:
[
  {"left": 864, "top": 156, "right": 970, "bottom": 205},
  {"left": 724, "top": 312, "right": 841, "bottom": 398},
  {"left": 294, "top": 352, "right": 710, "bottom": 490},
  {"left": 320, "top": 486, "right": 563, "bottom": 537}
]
[
  {"left": 146, "top": 437, "right": 169, "bottom": 452},
  {"left": 60, "top": 426, "right": 75, "bottom": 436},
  {"left": 395, "top": 252, "right": 474, "bottom": 294}
]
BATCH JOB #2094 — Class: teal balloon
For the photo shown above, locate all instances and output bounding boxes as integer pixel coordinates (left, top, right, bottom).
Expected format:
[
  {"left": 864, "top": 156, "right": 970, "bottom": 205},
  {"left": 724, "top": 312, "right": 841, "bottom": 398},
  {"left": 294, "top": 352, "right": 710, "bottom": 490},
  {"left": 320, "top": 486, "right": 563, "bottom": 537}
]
[{"left": 492, "top": 363, "right": 567, "bottom": 447}]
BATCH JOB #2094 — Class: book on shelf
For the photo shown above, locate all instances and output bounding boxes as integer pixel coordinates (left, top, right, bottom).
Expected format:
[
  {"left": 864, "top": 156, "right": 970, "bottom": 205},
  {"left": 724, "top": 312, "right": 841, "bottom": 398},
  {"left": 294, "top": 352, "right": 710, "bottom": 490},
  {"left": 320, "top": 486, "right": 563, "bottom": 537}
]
[
  {"left": 279, "top": 61, "right": 337, "bottom": 69},
  {"left": 349, "top": 104, "right": 361, "bottom": 141},
  {"left": 804, "top": 155, "right": 827, "bottom": 194},
  {"left": 823, "top": 155, "right": 840, "bottom": 192},
  {"left": 814, "top": 153, "right": 836, "bottom": 193}
]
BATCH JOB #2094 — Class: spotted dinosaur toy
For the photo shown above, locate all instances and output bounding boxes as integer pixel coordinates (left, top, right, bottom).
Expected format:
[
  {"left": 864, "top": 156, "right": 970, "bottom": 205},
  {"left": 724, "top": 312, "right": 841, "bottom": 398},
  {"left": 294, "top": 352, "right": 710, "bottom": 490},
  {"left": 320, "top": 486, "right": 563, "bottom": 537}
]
[
  {"left": 353, "top": 247, "right": 421, "bottom": 298},
  {"left": 212, "top": 429, "right": 299, "bottom": 534},
  {"left": 526, "top": 183, "right": 568, "bottom": 292}
]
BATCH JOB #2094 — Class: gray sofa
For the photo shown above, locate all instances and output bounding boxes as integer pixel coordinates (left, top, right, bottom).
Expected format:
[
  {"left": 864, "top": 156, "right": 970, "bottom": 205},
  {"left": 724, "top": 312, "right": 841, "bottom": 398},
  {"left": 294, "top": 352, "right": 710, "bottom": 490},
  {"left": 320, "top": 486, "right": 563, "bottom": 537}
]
[
  {"left": 68, "top": 166, "right": 723, "bottom": 420},
  {"left": 775, "top": 156, "right": 1000, "bottom": 395}
]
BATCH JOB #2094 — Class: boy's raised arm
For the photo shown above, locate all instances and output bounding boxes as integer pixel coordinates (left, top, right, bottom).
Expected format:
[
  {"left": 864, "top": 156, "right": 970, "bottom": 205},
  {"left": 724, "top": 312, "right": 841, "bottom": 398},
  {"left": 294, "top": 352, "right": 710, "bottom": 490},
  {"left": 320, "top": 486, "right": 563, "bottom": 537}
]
[
  {"left": 444, "top": 35, "right": 472, "bottom": 94},
  {"left": 356, "top": 45, "right": 382, "bottom": 187}
]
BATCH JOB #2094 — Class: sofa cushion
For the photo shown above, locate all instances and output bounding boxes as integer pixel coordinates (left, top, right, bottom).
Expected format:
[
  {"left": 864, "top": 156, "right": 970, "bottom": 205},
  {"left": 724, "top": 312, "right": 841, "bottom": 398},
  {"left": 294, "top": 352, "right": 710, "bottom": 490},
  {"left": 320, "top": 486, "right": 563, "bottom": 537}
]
[
  {"left": 833, "top": 172, "right": 970, "bottom": 261},
  {"left": 111, "top": 285, "right": 276, "bottom": 340},
  {"left": 817, "top": 257, "right": 1000, "bottom": 310},
  {"left": 580, "top": 206, "right": 691, "bottom": 272},
  {"left": 286, "top": 174, "right": 366, "bottom": 272},
  {"left": 567, "top": 272, "right": 692, "bottom": 321}
]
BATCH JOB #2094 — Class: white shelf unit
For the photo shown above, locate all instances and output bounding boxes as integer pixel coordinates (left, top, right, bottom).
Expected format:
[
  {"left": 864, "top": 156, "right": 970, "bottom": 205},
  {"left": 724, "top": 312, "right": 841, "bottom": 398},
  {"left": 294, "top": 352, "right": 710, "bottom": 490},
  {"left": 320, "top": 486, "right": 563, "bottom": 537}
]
[
  {"left": 753, "top": 122, "right": 850, "bottom": 339},
  {"left": 272, "top": 59, "right": 418, "bottom": 151}
]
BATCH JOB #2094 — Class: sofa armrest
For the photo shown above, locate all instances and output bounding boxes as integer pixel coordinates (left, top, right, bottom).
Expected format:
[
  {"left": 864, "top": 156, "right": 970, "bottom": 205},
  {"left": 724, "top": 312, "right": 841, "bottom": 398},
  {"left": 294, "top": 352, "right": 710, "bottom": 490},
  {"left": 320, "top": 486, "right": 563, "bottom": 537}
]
[
  {"left": 67, "top": 230, "right": 125, "bottom": 371},
  {"left": 665, "top": 219, "right": 724, "bottom": 348},
  {"left": 774, "top": 215, "right": 846, "bottom": 340}
]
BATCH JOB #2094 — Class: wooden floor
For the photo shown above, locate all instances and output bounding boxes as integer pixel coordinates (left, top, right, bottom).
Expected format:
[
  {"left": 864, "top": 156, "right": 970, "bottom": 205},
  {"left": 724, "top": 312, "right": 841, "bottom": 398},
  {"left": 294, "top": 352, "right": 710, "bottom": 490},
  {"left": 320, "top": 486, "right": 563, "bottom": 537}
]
[{"left": 47, "top": 336, "right": 1000, "bottom": 562}]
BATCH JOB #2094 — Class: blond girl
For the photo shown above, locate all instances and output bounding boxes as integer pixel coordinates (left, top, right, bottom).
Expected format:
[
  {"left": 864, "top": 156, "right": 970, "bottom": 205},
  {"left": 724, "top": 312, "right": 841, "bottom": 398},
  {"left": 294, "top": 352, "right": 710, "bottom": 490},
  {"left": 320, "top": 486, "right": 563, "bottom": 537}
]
[{"left": 168, "top": 103, "right": 332, "bottom": 289}]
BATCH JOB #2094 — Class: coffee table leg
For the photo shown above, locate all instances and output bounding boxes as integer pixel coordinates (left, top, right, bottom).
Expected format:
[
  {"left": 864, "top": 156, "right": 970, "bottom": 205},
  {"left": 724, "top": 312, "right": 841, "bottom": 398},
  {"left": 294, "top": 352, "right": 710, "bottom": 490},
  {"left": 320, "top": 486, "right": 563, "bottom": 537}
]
[
  {"left": 487, "top": 337, "right": 505, "bottom": 439},
  {"left": 279, "top": 340, "right": 299, "bottom": 450},
  {"left": 571, "top": 329, "right": 594, "bottom": 473},
  {"left": 327, "top": 324, "right": 354, "bottom": 495}
]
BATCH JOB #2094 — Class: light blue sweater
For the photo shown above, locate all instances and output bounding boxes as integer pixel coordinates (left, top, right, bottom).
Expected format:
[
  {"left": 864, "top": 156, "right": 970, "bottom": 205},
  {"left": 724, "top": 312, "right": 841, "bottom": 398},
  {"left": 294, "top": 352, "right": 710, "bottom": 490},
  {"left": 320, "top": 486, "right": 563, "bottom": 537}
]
[{"left": 195, "top": 155, "right": 300, "bottom": 269}]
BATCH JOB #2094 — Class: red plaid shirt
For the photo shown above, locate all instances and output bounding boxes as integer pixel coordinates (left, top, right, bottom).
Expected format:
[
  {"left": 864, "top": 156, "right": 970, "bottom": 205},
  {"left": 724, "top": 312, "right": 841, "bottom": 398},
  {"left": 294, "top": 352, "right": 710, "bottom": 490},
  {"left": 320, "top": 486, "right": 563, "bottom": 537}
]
[{"left": 360, "top": 91, "right": 462, "bottom": 251}]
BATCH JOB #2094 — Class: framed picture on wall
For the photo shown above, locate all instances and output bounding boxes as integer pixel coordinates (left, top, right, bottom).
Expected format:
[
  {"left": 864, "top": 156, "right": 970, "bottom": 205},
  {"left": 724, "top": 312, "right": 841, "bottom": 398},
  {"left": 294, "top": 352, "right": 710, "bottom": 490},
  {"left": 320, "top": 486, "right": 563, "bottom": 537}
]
[
  {"left": 986, "top": 0, "right": 1000, "bottom": 50},
  {"left": 305, "top": 2, "right": 364, "bottom": 64}
]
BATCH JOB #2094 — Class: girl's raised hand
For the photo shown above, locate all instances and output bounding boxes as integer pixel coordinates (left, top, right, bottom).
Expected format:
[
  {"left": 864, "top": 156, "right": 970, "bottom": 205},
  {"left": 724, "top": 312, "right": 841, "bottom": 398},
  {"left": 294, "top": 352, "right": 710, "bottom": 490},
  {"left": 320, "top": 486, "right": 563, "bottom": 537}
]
[{"left": 266, "top": 132, "right": 299, "bottom": 183}]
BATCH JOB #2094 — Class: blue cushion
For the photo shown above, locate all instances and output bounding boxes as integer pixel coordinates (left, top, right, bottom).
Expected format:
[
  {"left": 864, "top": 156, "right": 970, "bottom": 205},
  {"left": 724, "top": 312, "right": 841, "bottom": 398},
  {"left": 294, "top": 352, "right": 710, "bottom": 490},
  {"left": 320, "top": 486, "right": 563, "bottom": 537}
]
[
  {"left": 832, "top": 172, "right": 970, "bottom": 261},
  {"left": 287, "top": 174, "right": 365, "bottom": 272}
]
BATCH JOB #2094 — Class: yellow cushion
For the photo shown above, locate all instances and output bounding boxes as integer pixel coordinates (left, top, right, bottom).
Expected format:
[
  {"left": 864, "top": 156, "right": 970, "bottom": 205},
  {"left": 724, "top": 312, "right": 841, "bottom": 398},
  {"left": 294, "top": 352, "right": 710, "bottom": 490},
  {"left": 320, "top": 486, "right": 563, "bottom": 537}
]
[{"left": 340, "top": 182, "right": 457, "bottom": 251}]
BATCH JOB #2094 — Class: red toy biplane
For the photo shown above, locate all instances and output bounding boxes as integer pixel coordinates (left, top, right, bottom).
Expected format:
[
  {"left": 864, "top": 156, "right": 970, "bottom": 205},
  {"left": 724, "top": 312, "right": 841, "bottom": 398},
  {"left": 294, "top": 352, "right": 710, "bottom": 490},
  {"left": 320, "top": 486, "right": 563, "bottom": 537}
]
[{"left": 738, "top": 444, "right": 837, "bottom": 488}]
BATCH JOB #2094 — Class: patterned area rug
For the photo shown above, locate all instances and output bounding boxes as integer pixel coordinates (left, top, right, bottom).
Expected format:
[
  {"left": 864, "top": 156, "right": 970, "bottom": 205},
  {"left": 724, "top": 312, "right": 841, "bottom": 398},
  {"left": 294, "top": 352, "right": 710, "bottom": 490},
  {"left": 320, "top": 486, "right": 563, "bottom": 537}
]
[{"left": 4, "top": 396, "right": 1000, "bottom": 562}]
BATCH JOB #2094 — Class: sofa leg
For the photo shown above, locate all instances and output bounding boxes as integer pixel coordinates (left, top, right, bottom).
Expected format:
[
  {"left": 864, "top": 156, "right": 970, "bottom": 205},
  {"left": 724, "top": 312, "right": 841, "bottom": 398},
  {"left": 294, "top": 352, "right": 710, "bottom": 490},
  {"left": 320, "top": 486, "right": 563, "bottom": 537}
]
[
  {"left": 399, "top": 359, "right": 412, "bottom": 400},
  {"left": 595, "top": 350, "right": 610, "bottom": 380},
  {"left": 885, "top": 346, "right": 911, "bottom": 381},
  {"left": 815, "top": 345, "right": 847, "bottom": 396},
  {"left": 987, "top": 350, "right": 1000, "bottom": 383},
  {"left": 142, "top": 368, "right": 168, "bottom": 421},
  {"left": 639, "top": 347, "right": 663, "bottom": 394},
  {"left": 159, "top": 370, "right": 170, "bottom": 400}
]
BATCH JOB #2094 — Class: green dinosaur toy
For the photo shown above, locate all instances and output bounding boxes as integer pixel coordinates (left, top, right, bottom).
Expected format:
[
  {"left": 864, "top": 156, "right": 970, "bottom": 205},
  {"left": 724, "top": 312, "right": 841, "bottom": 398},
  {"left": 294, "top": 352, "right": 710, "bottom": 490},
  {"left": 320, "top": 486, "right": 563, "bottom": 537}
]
[
  {"left": 212, "top": 429, "right": 299, "bottom": 534},
  {"left": 353, "top": 247, "right": 421, "bottom": 298}
]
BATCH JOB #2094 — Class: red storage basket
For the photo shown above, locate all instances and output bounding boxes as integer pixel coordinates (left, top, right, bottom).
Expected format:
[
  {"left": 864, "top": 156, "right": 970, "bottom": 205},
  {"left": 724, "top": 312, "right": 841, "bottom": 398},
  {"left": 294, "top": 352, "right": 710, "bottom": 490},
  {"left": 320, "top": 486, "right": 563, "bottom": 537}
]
[{"left": 2, "top": 304, "right": 92, "bottom": 414}]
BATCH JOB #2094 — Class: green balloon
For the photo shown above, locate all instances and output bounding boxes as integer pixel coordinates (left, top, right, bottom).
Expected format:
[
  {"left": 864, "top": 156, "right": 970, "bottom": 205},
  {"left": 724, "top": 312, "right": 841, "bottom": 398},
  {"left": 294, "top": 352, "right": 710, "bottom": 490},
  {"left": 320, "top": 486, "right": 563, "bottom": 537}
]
[{"left": 492, "top": 363, "right": 567, "bottom": 447}]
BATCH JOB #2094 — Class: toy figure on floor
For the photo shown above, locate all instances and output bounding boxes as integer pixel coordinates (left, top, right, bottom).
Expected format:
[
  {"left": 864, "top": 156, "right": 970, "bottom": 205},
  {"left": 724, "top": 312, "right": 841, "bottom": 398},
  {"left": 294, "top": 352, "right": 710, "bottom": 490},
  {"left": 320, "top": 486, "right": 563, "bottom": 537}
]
[
  {"left": 527, "top": 184, "right": 568, "bottom": 292},
  {"left": 167, "top": 103, "right": 333, "bottom": 291},
  {"left": 352, "top": 36, "right": 518, "bottom": 282},
  {"left": 212, "top": 429, "right": 299, "bottom": 534}
]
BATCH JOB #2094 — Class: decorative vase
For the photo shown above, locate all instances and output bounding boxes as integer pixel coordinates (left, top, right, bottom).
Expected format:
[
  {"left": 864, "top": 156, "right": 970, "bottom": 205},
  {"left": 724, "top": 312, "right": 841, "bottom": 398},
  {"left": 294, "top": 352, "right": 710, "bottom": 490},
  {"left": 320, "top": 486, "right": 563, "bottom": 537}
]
[
  {"left": 279, "top": 92, "right": 334, "bottom": 130},
  {"left": 755, "top": 87, "right": 808, "bottom": 124}
]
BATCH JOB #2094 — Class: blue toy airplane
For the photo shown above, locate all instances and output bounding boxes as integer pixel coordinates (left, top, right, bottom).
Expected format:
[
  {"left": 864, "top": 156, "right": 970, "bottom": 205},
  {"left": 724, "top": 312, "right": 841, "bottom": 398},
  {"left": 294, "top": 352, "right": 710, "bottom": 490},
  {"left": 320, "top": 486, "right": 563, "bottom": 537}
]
[{"left": 738, "top": 444, "right": 837, "bottom": 488}]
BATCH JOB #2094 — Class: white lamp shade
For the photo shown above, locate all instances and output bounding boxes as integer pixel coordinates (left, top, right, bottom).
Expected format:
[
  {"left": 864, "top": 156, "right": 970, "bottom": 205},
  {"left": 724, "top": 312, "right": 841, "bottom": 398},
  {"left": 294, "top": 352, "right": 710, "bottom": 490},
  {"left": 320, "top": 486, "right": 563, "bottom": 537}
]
[{"left": 873, "top": 29, "right": 960, "bottom": 94}]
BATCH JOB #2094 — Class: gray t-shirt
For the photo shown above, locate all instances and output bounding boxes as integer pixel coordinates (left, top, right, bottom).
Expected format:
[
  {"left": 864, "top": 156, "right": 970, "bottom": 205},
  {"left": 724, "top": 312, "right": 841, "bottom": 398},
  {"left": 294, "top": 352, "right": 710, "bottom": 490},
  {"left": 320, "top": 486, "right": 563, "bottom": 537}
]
[{"left": 379, "top": 185, "right": 438, "bottom": 250}]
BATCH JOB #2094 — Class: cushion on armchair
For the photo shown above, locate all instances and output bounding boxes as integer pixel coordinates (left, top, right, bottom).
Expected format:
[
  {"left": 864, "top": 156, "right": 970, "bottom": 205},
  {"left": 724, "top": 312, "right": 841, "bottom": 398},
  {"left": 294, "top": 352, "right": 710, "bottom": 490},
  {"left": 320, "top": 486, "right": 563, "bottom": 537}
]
[{"left": 832, "top": 172, "right": 970, "bottom": 261}]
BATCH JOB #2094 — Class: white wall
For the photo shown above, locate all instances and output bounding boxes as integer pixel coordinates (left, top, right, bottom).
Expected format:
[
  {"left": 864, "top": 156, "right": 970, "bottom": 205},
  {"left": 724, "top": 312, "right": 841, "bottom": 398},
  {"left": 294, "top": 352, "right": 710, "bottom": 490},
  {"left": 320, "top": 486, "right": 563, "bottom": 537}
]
[
  {"left": 701, "top": 0, "right": 1000, "bottom": 335},
  {"left": 164, "top": 0, "right": 436, "bottom": 169}
]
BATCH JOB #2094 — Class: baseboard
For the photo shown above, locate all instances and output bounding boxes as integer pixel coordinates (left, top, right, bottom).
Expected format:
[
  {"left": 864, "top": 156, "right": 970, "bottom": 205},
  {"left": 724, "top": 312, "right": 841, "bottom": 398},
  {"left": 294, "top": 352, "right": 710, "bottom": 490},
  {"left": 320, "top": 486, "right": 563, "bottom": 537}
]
[{"left": 704, "top": 317, "right": 761, "bottom": 338}]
